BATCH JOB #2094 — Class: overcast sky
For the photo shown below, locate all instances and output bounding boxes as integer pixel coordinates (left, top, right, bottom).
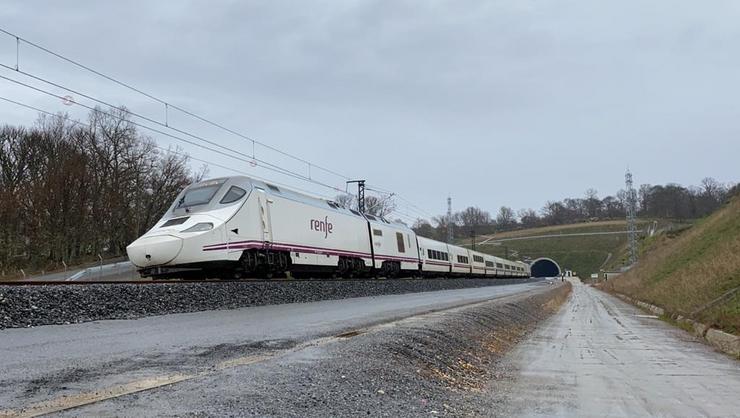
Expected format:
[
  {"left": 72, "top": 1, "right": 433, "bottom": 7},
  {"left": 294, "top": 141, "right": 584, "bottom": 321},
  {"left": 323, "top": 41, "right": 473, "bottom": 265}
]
[{"left": 1, "top": 0, "right": 738, "bottom": 222}]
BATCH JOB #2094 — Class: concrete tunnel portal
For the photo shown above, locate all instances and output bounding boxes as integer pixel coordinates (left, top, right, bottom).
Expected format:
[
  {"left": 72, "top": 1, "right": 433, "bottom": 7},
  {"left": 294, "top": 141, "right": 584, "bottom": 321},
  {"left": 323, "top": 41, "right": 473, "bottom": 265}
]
[{"left": 530, "top": 258, "right": 562, "bottom": 278}]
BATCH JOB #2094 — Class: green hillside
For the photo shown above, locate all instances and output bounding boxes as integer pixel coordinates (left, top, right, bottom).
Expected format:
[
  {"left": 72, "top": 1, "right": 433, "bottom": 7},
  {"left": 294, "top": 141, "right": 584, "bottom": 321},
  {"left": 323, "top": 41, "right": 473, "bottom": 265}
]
[
  {"left": 459, "top": 220, "right": 666, "bottom": 277},
  {"left": 602, "top": 197, "right": 740, "bottom": 334}
]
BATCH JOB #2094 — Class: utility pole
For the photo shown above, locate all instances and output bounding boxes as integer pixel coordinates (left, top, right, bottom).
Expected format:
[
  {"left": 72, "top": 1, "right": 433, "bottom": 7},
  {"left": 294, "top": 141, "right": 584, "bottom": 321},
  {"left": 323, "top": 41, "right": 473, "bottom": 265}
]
[
  {"left": 447, "top": 196, "right": 453, "bottom": 243},
  {"left": 470, "top": 228, "right": 476, "bottom": 250},
  {"left": 346, "top": 180, "right": 366, "bottom": 213},
  {"left": 625, "top": 169, "right": 638, "bottom": 266}
]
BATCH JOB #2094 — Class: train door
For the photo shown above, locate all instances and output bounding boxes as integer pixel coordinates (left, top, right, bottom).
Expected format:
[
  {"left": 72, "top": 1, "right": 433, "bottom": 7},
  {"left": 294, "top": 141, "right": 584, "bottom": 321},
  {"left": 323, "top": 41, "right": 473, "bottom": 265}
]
[{"left": 255, "top": 187, "right": 274, "bottom": 243}]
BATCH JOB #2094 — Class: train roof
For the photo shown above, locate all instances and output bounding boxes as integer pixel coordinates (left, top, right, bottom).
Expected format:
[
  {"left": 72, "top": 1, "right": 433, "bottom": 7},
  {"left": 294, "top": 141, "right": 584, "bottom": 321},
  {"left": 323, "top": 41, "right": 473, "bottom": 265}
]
[
  {"left": 416, "top": 235, "right": 524, "bottom": 267},
  {"left": 206, "top": 175, "right": 410, "bottom": 229}
]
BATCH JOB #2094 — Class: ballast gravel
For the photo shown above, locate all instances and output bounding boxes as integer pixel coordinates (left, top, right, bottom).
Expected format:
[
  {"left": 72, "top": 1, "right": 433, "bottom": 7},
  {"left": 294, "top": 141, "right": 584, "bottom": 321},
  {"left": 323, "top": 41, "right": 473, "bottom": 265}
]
[{"left": 0, "top": 278, "right": 537, "bottom": 329}]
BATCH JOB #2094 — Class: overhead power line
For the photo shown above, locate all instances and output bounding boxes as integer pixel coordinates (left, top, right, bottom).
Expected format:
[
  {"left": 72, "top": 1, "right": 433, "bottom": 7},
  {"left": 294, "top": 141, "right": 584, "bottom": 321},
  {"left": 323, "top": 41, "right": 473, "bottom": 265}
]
[
  {"left": 0, "top": 94, "right": 340, "bottom": 201},
  {"left": 0, "top": 69, "right": 342, "bottom": 192},
  {"left": 0, "top": 73, "right": 349, "bottom": 195},
  {"left": 0, "top": 26, "right": 441, "bottom": 217},
  {"left": 0, "top": 26, "right": 349, "bottom": 182}
]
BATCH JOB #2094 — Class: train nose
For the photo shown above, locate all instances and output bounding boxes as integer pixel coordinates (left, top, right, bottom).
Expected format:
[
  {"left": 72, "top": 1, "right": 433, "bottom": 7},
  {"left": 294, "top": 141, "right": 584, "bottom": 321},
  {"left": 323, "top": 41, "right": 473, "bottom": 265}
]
[{"left": 126, "top": 234, "right": 184, "bottom": 267}]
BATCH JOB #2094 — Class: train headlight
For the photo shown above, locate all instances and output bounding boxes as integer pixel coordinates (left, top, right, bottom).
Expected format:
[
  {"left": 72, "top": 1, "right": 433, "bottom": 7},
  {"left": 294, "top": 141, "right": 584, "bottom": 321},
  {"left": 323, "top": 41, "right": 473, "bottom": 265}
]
[{"left": 181, "top": 222, "right": 214, "bottom": 233}]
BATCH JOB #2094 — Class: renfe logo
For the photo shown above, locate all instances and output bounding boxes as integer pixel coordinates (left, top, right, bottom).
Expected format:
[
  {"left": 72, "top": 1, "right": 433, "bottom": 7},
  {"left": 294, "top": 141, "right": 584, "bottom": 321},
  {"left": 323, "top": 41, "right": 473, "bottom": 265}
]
[{"left": 310, "top": 216, "right": 333, "bottom": 238}]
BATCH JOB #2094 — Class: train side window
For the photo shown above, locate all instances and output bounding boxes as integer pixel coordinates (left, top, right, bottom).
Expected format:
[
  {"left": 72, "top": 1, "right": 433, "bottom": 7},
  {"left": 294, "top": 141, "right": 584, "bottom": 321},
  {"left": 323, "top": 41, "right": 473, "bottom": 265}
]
[
  {"left": 427, "top": 249, "right": 433, "bottom": 259},
  {"left": 373, "top": 229, "right": 383, "bottom": 236},
  {"left": 219, "top": 186, "right": 247, "bottom": 204},
  {"left": 396, "top": 232, "right": 405, "bottom": 253}
]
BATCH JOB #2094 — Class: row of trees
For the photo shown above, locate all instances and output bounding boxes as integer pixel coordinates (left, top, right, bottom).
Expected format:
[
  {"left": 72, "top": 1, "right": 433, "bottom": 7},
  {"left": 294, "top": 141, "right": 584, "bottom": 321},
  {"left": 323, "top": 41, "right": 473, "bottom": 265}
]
[
  {"left": 0, "top": 108, "right": 202, "bottom": 273},
  {"left": 409, "top": 180, "right": 737, "bottom": 242}
]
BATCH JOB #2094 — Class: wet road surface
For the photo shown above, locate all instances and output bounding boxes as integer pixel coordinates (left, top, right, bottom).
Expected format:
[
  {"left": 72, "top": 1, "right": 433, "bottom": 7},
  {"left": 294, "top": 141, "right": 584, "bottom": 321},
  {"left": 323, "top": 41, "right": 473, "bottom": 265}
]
[
  {"left": 0, "top": 281, "right": 548, "bottom": 415},
  {"left": 490, "top": 278, "right": 740, "bottom": 417}
]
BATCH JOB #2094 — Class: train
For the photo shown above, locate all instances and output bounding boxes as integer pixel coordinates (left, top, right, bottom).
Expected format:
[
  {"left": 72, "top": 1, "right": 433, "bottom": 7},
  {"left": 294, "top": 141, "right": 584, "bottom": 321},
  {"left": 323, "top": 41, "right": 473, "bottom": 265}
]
[{"left": 126, "top": 176, "right": 531, "bottom": 279}]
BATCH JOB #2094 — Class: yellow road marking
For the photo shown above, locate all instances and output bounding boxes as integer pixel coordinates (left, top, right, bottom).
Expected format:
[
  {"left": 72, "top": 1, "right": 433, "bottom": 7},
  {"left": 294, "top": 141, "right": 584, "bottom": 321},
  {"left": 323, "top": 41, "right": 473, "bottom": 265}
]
[
  {"left": 0, "top": 353, "right": 272, "bottom": 418},
  {"left": 0, "top": 374, "right": 191, "bottom": 418}
]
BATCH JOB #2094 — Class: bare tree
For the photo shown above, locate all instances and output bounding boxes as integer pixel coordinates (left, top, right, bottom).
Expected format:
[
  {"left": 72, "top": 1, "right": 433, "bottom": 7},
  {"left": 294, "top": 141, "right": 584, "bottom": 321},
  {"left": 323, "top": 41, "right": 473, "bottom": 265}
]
[
  {"left": 432, "top": 214, "right": 457, "bottom": 241},
  {"left": 411, "top": 218, "right": 434, "bottom": 238},
  {"left": 364, "top": 195, "right": 396, "bottom": 217},
  {"left": 457, "top": 206, "right": 491, "bottom": 228},
  {"left": 584, "top": 188, "right": 602, "bottom": 218},
  {"left": 334, "top": 194, "right": 356, "bottom": 209},
  {"left": 517, "top": 208, "right": 539, "bottom": 228},
  {"left": 496, "top": 206, "right": 516, "bottom": 230}
]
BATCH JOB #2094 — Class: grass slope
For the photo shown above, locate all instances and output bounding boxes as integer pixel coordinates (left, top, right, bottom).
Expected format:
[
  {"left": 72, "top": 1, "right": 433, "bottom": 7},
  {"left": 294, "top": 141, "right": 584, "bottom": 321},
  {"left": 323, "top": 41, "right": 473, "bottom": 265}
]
[
  {"left": 603, "top": 197, "right": 740, "bottom": 334},
  {"left": 462, "top": 221, "right": 647, "bottom": 276}
]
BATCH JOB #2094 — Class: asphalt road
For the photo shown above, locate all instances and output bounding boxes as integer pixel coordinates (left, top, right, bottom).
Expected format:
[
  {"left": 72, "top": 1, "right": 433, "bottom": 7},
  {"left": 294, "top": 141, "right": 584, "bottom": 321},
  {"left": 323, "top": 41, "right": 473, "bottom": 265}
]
[
  {"left": 21, "top": 260, "right": 139, "bottom": 282},
  {"left": 0, "top": 280, "right": 547, "bottom": 416},
  {"left": 488, "top": 278, "right": 740, "bottom": 417}
]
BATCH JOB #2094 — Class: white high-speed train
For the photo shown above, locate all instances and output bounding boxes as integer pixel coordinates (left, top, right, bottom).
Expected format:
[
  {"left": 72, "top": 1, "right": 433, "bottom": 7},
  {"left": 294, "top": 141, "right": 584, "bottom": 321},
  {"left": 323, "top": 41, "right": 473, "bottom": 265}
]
[{"left": 126, "top": 176, "right": 531, "bottom": 279}]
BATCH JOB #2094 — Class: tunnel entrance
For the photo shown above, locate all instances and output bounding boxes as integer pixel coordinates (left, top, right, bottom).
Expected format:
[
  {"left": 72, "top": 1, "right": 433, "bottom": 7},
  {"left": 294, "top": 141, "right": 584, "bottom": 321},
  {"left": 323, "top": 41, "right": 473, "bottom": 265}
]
[{"left": 530, "top": 258, "right": 562, "bottom": 278}]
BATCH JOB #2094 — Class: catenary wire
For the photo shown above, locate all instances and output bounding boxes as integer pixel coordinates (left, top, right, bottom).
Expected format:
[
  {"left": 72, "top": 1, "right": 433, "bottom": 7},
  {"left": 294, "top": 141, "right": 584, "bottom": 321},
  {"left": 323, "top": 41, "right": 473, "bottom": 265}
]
[
  {"left": 0, "top": 27, "right": 442, "bottom": 217},
  {"left": 0, "top": 27, "right": 349, "bottom": 181},
  {"left": 0, "top": 73, "right": 350, "bottom": 195},
  {"left": 0, "top": 94, "right": 341, "bottom": 201},
  {"left": 0, "top": 65, "right": 344, "bottom": 192}
]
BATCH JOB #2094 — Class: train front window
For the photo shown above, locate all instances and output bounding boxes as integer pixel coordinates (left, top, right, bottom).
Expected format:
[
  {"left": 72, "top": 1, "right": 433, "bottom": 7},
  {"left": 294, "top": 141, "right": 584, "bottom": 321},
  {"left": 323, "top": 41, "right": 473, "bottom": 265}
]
[
  {"left": 220, "top": 186, "right": 247, "bottom": 204},
  {"left": 176, "top": 180, "right": 225, "bottom": 209}
]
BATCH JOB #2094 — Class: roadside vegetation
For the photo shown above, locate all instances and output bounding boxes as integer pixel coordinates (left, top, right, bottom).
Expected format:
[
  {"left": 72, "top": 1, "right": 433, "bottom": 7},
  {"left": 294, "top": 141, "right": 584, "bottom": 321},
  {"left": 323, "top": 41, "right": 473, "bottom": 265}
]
[{"left": 601, "top": 196, "right": 740, "bottom": 334}]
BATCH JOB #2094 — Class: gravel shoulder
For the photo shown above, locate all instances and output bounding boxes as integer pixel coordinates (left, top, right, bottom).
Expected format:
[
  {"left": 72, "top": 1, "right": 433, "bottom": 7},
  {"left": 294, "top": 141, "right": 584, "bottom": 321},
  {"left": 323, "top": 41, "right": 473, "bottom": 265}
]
[{"left": 49, "top": 282, "right": 571, "bottom": 417}]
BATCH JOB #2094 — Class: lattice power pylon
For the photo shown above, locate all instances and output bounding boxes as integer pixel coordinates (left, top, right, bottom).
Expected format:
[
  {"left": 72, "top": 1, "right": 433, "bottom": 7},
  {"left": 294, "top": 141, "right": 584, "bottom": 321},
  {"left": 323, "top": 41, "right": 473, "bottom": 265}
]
[{"left": 625, "top": 169, "right": 638, "bottom": 266}]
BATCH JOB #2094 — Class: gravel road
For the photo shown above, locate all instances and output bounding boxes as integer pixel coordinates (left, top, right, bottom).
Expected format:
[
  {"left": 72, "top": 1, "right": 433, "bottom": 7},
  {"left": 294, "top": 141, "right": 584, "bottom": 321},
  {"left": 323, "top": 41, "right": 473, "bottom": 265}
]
[
  {"left": 0, "top": 280, "right": 558, "bottom": 416},
  {"left": 486, "top": 278, "right": 740, "bottom": 417}
]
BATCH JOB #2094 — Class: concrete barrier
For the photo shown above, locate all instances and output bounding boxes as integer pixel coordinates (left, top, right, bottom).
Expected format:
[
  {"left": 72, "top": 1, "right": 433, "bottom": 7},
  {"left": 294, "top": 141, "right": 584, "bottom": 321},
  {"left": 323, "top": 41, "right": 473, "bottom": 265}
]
[
  {"left": 635, "top": 300, "right": 665, "bottom": 316},
  {"left": 692, "top": 321, "right": 709, "bottom": 338},
  {"left": 705, "top": 329, "right": 740, "bottom": 357}
]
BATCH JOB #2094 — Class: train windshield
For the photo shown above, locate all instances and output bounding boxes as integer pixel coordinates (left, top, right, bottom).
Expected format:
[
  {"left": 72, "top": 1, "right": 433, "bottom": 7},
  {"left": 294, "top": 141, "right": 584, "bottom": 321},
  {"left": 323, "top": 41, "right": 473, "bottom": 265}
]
[{"left": 175, "top": 179, "right": 226, "bottom": 209}]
